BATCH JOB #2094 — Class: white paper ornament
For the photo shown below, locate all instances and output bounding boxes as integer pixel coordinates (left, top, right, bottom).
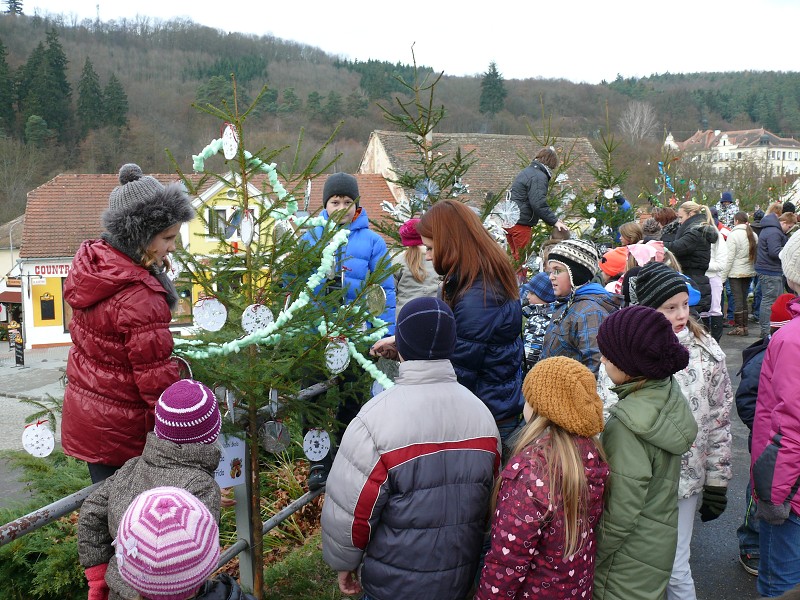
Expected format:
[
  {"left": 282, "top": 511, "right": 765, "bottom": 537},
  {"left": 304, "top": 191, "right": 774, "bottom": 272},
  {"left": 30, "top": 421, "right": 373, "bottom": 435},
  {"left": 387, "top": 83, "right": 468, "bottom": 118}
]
[
  {"left": 241, "top": 303, "right": 274, "bottom": 334},
  {"left": 194, "top": 297, "right": 228, "bottom": 331},
  {"left": 268, "top": 388, "right": 280, "bottom": 417},
  {"left": 166, "top": 254, "right": 183, "bottom": 281},
  {"left": 494, "top": 199, "right": 521, "bottom": 228},
  {"left": 325, "top": 339, "right": 350, "bottom": 374},
  {"left": 22, "top": 422, "right": 55, "bottom": 458},
  {"left": 303, "top": 429, "right": 331, "bottom": 461},
  {"left": 259, "top": 421, "right": 290, "bottom": 453},
  {"left": 603, "top": 188, "right": 615, "bottom": 199},
  {"left": 239, "top": 212, "right": 255, "bottom": 246},
  {"left": 222, "top": 123, "right": 239, "bottom": 160}
]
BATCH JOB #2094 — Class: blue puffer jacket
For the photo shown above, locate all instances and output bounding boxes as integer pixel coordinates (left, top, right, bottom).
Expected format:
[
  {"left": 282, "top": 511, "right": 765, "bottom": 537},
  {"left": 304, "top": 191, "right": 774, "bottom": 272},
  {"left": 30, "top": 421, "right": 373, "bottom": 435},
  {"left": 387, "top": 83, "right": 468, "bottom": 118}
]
[
  {"left": 302, "top": 207, "right": 396, "bottom": 335},
  {"left": 755, "top": 213, "right": 787, "bottom": 276},
  {"left": 445, "top": 277, "right": 524, "bottom": 421}
]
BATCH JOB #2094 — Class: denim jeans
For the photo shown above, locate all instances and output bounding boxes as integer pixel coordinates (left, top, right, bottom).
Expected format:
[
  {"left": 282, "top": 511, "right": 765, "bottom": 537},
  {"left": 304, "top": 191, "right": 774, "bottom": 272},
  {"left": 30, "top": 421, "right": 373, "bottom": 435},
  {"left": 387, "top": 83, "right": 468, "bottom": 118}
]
[
  {"left": 758, "top": 274, "right": 784, "bottom": 337},
  {"left": 737, "top": 482, "right": 760, "bottom": 556},
  {"left": 758, "top": 511, "right": 800, "bottom": 597},
  {"left": 753, "top": 277, "right": 762, "bottom": 319},
  {"left": 725, "top": 279, "right": 735, "bottom": 320}
]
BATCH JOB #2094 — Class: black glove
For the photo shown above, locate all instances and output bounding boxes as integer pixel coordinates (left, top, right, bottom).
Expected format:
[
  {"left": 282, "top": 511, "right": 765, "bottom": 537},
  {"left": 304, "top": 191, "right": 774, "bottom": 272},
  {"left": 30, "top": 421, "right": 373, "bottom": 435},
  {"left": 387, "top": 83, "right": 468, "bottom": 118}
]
[
  {"left": 699, "top": 485, "right": 728, "bottom": 522},
  {"left": 756, "top": 500, "right": 791, "bottom": 526}
]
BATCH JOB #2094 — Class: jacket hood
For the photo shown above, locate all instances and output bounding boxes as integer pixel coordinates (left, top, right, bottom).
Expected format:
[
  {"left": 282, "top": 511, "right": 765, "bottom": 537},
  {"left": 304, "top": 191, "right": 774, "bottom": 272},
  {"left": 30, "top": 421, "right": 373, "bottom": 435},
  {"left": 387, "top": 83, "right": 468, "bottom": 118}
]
[
  {"left": 64, "top": 239, "right": 167, "bottom": 310},
  {"left": 142, "top": 432, "right": 221, "bottom": 473},
  {"left": 102, "top": 182, "right": 194, "bottom": 263},
  {"left": 610, "top": 377, "right": 697, "bottom": 455},
  {"left": 791, "top": 296, "right": 800, "bottom": 318},
  {"left": 679, "top": 212, "right": 719, "bottom": 244},
  {"left": 572, "top": 282, "right": 623, "bottom": 312},
  {"left": 530, "top": 160, "right": 552, "bottom": 180},
  {"left": 759, "top": 213, "right": 781, "bottom": 230}
]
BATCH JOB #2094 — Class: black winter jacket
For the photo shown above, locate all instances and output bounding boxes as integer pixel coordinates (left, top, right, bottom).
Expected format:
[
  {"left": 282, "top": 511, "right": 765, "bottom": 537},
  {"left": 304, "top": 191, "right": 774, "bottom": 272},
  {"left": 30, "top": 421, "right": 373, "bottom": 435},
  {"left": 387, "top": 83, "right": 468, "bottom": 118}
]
[
  {"left": 509, "top": 161, "right": 557, "bottom": 227},
  {"left": 736, "top": 336, "right": 770, "bottom": 452},
  {"left": 667, "top": 213, "right": 718, "bottom": 313},
  {"left": 194, "top": 574, "right": 257, "bottom": 600}
]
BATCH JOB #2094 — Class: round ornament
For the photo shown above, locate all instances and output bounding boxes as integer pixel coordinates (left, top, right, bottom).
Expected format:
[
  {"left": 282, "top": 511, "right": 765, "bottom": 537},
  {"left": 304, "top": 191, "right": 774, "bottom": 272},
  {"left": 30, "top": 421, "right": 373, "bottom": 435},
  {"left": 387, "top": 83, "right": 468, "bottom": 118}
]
[
  {"left": 240, "top": 212, "right": 255, "bottom": 246},
  {"left": 241, "top": 303, "right": 274, "bottom": 334},
  {"left": 166, "top": 254, "right": 183, "bottom": 281},
  {"left": 259, "top": 420, "right": 290, "bottom": 453},
  {"left": 603, "top": 188, "right": 615, "bottom": 199},
  {"left": 371, "top": 380, "right": 385, "bottom": 397},
  {"left": 222, "top": 123, "right": 239, "bottom": 160},
  {"left": 494, "top": 199, "right": 521, "bottom": 228},
  {"left": 22, "top": 422, "right": 55, "bottom": 458},
  {"left": 325, "top": 339, "right": 350, "bottom": 374},
  {"left": 303, "top": 429, "right": 331, "bottom": 461},
  {"left": 194, "top": 297, "right": 227, "bottom": 331},
  {"left": 364, "top": 284, "right": 386, "bottom": 317}
]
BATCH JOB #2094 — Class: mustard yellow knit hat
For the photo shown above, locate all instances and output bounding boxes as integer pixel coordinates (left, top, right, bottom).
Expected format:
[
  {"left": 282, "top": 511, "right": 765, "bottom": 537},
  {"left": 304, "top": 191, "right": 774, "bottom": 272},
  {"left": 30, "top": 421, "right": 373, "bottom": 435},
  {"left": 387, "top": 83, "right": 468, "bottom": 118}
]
[{"left": 522, "top": 356, "right": 604, "bottom": 437}]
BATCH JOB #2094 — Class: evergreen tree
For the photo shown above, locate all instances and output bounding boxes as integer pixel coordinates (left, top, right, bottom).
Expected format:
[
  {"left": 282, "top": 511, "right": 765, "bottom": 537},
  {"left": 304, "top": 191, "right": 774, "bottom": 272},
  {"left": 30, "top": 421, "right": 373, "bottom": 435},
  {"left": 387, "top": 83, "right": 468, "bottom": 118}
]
[
  {"left": 4, "top": 0, "right": 22, "bottom": 15},
  {"left": 76, "top": 57, "right": 103, "bottom": 135},
  {"left": 24, "top": 114, "right": 51, "bottom": 146},
  {"left": 0, "top": 38, "right": 14, "bottom": 134},
  {"left": 279, "top": 87, "right": 301, "bottom": 113},
  {"left": 345, "top": 90, "right": 368, "bottom": 118},
  {"left": 103, "top": 74, "right": 128, "bottom": 127},
  {"left": 41, "top": 29, "right": 72, "bottom": 138},
  {"left": 15, "top": 41, "right": 44, "bottom": 115},
  {"left": 322, "top": 90, "right": 343, "bottom": 124},
  {"left": 306, "top": 90, "right": 322, "bottom": 116},
  {"left": 479, "top": 61, "right": 507, "bottom": 116},
  {"left": 262, "top": 88, "right": 278, "bottom": 114}
]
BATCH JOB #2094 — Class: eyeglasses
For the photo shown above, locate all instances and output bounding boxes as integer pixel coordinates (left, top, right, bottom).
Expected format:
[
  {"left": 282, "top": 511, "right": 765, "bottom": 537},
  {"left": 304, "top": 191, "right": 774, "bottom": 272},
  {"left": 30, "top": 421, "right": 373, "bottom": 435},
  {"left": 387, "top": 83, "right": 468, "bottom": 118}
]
[{"left": 548, "top": 267, "right": 568, "bottom": 277}]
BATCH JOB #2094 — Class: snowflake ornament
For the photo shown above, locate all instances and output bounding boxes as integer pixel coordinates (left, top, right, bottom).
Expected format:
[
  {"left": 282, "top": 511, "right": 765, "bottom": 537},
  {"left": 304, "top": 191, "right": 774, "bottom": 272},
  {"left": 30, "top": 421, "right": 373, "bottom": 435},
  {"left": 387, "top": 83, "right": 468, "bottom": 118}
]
[{"left": 600, "top": 225, "right": 613, "bottom": 236}]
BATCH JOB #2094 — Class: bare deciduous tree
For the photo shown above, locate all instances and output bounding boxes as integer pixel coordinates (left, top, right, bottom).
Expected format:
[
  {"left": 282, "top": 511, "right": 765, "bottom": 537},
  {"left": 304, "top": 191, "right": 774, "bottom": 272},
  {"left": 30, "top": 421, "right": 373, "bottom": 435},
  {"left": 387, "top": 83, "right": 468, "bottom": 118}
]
[{"left": 619, "top": 100, "right": 660, "bottom": 143}]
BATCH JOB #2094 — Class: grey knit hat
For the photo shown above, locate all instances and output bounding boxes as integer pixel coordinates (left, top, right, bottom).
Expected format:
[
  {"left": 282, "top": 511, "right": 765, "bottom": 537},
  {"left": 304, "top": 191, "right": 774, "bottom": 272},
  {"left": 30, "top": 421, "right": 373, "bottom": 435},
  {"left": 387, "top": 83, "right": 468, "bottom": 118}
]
[
  {"left": 109, "top": 164, "right": 165, "bottom": 212},
  {"left": 102, "top": 163, "right": 194, "bottom": 263},
  {"left": 548, "top": 238, "right": 600, "bottom": 288},
  {"left": 627, "top": 261, "right": 687, "bottom": 308},
  {"left": 322, "top": 173, "right": 360, "bottom": 208}
]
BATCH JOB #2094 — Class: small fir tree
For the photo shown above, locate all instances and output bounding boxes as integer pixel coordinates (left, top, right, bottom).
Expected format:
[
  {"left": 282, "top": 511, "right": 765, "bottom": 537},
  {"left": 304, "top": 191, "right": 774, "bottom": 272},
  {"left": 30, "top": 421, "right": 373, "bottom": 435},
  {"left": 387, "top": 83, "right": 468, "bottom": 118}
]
[
  {"left": 4, "top": 0, "right": 22, "bottom": 15},
  {"left": 0, "top": 38, "right": 14, "bottom": 134},
  {"left": 77, "top": 57, "right": 103, "bottom": 135},
  {"left": 102, "top": 73, "right": 128, "bottom": 127},
  {"left": 479, "top": 61, "right": 507, "bottom": 117}
]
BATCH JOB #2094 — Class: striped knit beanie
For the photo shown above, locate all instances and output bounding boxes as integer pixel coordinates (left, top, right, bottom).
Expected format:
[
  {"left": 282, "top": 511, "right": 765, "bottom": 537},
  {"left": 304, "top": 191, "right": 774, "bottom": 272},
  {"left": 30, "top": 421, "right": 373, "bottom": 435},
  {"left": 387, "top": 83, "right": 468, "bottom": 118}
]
[
  {"left": 626, "top": 261, "right": 687, "bottom": 308},
  {"left": 548, "top": 238, "right": 600, "bottom": 288},
  {"left": 155, "top": 380, "right": 222, "bottom": 445},
  {"left": 115, "top": 487, "right": 219, "bottom": 600}
]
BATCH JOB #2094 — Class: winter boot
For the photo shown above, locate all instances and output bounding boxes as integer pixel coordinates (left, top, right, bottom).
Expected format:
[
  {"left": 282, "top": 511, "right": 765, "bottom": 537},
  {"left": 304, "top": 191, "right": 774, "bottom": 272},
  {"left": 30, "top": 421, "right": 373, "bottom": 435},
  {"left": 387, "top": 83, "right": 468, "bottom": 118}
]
[
  {"left": 728, "top": 312, "right": 745, "bottom": 336},
  {"left": 740, "top": 311, "right": 749, "bottom": 336},
  {"left": 709, "top": 315, "right": 724, "bottom": 342}
]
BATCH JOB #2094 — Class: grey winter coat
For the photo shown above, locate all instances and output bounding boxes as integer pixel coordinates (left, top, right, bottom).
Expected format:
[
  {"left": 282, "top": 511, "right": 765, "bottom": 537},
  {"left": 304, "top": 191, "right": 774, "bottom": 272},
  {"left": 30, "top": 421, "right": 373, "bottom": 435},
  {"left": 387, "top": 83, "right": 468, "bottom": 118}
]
[
  {"left": 321, "top": 359, "right": 501, "bottom": 600},
  {"left": 510, "top": 160, "right": 558, "bottom": 227},
  {"left": 77, "top": 433, "right": 221, "bottom": 600}
]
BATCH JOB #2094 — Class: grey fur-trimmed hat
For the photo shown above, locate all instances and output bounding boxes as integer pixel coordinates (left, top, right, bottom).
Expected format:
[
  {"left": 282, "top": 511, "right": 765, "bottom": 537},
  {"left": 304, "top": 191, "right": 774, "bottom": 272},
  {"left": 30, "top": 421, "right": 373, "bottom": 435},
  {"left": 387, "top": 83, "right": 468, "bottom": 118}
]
[{"left": 102, "top": 163, "right": 194, "bottom": 263}]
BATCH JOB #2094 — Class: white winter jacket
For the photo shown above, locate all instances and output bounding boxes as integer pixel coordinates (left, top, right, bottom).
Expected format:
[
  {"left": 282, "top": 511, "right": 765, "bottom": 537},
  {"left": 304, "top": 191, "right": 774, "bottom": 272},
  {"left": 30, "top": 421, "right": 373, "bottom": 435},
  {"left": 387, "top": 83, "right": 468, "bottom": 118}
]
[
  {"left": 722, "top": 224, "right": 758, "bottom": 280},
  {"left": 705, "top": 227, "right": 729, "bottom": 281}
]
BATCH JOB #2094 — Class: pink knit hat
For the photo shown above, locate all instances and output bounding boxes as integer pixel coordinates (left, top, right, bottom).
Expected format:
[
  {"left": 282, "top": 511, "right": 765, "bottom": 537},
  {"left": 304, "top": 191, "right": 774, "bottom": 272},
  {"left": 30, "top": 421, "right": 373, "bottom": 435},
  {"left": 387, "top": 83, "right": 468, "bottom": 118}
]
[
  {"left": 399, "top": 218, "right": 423, "bottom": 247},
  {"left": 115, "top": 487, "right": 219, "bottom": 600},
  {"left": 155, "top": 380, "right": 222, "bottom": 445}
]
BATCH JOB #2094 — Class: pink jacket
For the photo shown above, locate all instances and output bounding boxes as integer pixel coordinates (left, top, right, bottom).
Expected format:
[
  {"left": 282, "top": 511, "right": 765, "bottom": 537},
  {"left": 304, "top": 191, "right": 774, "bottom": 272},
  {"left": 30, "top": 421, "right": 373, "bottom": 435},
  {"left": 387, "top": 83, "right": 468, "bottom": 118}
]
[{"left": 751, "top": 297, "right": 800, "bottom": 513}]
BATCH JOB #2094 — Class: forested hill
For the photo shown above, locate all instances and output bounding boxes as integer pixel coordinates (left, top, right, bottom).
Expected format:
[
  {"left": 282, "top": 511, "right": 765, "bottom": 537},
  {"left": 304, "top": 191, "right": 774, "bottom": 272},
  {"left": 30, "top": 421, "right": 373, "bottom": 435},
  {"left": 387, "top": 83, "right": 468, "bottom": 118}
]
[{"left": 0, "top": 10, "right": 799, "bottom": 223}]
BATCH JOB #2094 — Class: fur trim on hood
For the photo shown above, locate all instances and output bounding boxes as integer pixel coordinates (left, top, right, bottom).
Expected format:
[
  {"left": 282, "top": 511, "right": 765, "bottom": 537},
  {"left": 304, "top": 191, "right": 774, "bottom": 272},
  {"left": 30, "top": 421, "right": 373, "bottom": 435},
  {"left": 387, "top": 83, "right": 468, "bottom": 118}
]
[{"left": 102, "top": 182, "right": 194, "bottom": 263}]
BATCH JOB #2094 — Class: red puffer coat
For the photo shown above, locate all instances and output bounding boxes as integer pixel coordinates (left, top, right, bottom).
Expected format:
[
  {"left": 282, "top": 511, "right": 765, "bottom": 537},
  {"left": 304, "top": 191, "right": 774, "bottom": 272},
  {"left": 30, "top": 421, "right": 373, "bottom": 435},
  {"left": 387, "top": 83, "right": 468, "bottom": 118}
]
[{"left": 62, "top": 239, "right": 179, "bottom": 466}]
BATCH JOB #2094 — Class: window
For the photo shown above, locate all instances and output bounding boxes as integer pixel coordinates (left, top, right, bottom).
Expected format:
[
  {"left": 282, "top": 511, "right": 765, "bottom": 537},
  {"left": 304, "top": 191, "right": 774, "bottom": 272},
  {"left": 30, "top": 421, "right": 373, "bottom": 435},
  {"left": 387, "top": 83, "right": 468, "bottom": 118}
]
[{"left": 208, "top": 208, "right": 227, "bottom": 236}]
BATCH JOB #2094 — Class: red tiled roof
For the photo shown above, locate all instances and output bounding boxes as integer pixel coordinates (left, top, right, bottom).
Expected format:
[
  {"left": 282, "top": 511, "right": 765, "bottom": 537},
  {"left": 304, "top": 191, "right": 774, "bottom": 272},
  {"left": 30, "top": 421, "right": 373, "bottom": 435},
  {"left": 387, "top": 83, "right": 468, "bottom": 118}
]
[
  {"left": 21, "top": 172, "right": 396, "bottom": 259},
  {"left": 0, "top": 290, "right": 21, "bottom": 303},
  {"left": 674, "top": 128, "right": 800, "bottom": 152}
]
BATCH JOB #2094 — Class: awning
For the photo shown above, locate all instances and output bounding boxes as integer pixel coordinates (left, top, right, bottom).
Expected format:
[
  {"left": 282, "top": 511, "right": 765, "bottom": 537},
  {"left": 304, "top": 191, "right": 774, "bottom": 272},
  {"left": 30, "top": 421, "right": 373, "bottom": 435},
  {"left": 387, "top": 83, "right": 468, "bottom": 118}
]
[{"left": 0, "top": 290, "right": 21, "bottom": 303}]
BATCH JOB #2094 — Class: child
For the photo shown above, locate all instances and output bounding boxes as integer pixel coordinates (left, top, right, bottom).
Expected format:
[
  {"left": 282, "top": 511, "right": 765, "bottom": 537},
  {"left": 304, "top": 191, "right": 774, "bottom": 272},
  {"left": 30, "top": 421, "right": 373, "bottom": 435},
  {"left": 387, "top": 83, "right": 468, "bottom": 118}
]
[
  {"left": 392, "top": 217, "right": 440, "bottom": 317},
  {"left": 598, "top": 262, "right": 733, "bottom": 600},
  {"left": 78, "top": 379, "right": 223, "bottom": 600},
  {"left": 476, "top": 356, "right": 608, "bottom": 599},
  {"left": 301, "top": 172, "right": 397, "bottom": 489},
  {"left": 599, "top": 246, "right": 629, "bottom": 292},
  {"left": 115, "top": 487, "right": 257, "bottom": 600},
  {"left": 593, "top": 305, "right": 698, "bottom": 600},
  {"left": 63, "top": 163, "right": 194, "bottom": 483},
  {"left": 540, "top": 238, "right": 621, "bottom": 375},
  {"left": 520, "top": 271, "right": 556, "bottom": 372},
  {"left": 322, "top": 297, "right": 501, "bottom": 600}
]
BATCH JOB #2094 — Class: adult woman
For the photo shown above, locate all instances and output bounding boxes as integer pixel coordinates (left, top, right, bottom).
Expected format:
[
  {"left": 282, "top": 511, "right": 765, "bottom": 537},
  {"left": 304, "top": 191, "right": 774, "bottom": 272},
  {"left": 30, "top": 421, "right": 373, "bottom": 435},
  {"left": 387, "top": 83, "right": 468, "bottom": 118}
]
[
  {"left": 371, "top": 200, "right": 523, "bottom": 445},
  {"left": 653, "top": 207, "right": 681, "bottom": 244},
  {"left": 723, "top": 211, "right": 759, "bottom": 335},
  {"left": 666, "top": 201, "right": 719, "bottom": 315},
  {"left": 62, "top": 164, "right": 194, "bottom": 483}
]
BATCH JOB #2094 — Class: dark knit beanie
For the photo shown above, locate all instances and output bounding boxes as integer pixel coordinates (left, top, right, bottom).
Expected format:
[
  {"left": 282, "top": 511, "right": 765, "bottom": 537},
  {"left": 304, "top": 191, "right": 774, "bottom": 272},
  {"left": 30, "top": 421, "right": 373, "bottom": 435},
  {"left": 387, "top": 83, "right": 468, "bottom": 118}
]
[
  {"left": 547, "top": 238, "right": 600, "bottom": 288},
  {"left": 626, "top": 261, "right": 688, "bottom": 308},
  {"left": 721, "top": 191, "right": 733, "bottom": 203},
  {"left": 395, "top": 297, "right": 456, "bottom": 361},
  {"left": 522, "top": 357, "right": 604, "bottom": 437},
  {"left": 322, "top": 173, "right": 360, "bottom": 208},
  {"left": 597, "top": 305, "right": 689, "bottom": 379},
  {"left": 783, "top": 201, "right": 796, "bottom": 214}
]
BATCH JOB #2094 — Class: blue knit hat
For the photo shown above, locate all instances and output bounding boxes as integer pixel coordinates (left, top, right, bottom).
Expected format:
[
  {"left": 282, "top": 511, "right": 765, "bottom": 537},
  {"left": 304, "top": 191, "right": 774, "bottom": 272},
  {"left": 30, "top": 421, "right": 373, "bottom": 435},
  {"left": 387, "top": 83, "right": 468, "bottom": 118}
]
[
  {"left": 395, "top": 297, "right": 456, "bottom": 361},
  {"left": 721, "top": 191, "right": 733, "bottom": 203},
  {"left": 522, "top": 272, "right": 556, "bottom": 303}
]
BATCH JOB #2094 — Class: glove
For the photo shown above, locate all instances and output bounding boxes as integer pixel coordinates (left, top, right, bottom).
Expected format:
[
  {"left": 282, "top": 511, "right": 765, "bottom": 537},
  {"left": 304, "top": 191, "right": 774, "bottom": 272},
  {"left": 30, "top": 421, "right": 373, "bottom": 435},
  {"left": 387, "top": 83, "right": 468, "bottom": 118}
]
[
  {"left": 757, "top": 500, "right": 791, "bottom": 526},
  {"left": 85, "top": 563, "right": 110, "bottom": 600},
  {"left": 698, "top": 485, "right": 728, "bottom": 522}
]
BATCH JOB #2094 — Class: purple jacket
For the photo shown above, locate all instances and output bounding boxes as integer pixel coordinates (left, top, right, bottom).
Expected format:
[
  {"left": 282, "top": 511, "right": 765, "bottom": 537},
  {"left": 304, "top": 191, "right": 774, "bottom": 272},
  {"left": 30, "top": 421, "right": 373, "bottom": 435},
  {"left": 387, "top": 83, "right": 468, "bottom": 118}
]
[{"left": 751, "top": 298, "right": 800, "bottom": 513}]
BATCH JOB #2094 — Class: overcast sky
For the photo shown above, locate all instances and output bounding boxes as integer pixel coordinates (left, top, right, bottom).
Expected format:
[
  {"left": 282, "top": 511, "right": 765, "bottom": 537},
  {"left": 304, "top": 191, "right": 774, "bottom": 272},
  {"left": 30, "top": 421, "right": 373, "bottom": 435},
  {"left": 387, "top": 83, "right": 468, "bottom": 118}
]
[{"left": 25, "top": 0, "right": 800, "bottom": 84}]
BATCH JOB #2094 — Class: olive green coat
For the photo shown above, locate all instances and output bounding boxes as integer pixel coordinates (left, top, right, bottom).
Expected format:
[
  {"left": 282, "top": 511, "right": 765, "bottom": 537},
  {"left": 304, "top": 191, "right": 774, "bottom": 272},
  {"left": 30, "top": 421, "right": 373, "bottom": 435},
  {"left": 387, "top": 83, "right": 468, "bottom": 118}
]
[{"left": 593, "top": 377, "right": 698, "bottom": 600}]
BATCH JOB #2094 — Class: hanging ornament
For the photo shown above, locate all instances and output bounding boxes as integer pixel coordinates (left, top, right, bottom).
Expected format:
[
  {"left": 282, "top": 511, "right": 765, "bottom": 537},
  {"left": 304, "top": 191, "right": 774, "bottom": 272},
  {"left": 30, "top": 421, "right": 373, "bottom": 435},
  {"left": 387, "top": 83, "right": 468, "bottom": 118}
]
[
  {"left": 239, "top": 211, "right": 255, "bottom": 246},
  {"left": 494, "top": 190, "right": 520, "bottom": 228},
  {"left": 325, "top": 338, "right": 350, "bottom": 374},
  {"left": 194, "top": 297, "right": 228, "bottom": 331},
  {"left": 166, "top": 253, "right": 183, "bottom": 281},
  {"left": 589, "top": 217, "right": 597, "bottom": 226},
  {"left": 267, "top": 388, "right": 280, "bottom": 418},
  {"left": 303, "top": 429, "right": 332, "bottom": 461},
  {"left": 222, "top": 123, "right": 239, "bottom": 160},
  {"left": 603, "top": 189, "right": 615, "bottom": 199},
  {"left": 586, "top": 203, "right": 597, "bottom": 214},
  {"left": 364, "top": 284, "right": 387, "bottom": 317},
  {"left": 241, "top": 303, "right": 274, "bottom": 334},
  {"left": 22, "top": 421, "right": 55, "bottom": 458},
  {"left": 259, "top": 420, "right": 290, "bottom": 453}
]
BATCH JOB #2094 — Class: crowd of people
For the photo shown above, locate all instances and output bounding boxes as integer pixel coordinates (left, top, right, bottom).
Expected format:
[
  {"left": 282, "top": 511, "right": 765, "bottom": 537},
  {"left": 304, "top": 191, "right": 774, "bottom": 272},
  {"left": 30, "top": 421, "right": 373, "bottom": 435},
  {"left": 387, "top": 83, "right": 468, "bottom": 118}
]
[{"left": 62, "top": 160, "right": 800, "bottom": 599}]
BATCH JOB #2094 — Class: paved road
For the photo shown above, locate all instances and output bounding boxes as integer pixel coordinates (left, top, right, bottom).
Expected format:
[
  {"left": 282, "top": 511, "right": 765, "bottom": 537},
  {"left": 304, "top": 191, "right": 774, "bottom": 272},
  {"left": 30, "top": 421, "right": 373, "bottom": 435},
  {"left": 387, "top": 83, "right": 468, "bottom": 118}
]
[{"left": 0, "top": 335, "right": 769, "bottom": 597}]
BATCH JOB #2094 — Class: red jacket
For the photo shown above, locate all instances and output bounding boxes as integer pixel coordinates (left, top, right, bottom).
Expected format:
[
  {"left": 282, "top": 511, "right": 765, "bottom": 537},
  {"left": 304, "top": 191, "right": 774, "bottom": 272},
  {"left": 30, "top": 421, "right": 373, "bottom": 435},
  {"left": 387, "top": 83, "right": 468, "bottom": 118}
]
[{"left": 62, "top": 239, "right": 179, "bottom": 466}]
